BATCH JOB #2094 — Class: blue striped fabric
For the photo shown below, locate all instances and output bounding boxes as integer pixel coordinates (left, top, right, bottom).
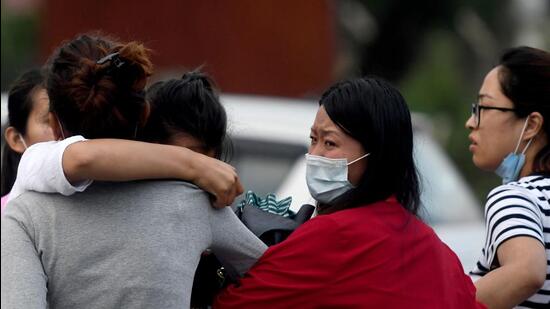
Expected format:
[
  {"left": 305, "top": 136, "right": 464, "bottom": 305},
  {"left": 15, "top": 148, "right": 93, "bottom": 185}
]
[{"left": 238, "top": 191, "right": 294, "bottom": 217}]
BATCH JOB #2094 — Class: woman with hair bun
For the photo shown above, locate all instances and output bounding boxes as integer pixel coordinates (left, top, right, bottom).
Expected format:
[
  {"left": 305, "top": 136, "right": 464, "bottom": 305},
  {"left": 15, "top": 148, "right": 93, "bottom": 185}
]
[{"left": 1, "top": 33, "right": 266, "bottom": 309}]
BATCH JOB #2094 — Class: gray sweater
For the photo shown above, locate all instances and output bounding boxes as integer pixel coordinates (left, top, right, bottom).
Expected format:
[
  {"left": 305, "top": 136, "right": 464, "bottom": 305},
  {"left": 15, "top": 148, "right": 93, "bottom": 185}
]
[{"left": 1, "top": 180, "right": 267, "bottom": 309}]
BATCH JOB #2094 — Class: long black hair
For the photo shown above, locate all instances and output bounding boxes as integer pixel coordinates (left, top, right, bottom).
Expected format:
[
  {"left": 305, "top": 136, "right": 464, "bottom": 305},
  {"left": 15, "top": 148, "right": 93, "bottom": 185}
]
[
  {"left": 1, "top": 69, "right": 45, "bottom": 196},
  {"left": 142, "top": 71, "right": 229, "bottom": 160},
  {"left": 498, "top": 46, "right": 550, "bottom": 175},
  {"left": 317, "top": 76, "right": 421, "bottom": 215}
]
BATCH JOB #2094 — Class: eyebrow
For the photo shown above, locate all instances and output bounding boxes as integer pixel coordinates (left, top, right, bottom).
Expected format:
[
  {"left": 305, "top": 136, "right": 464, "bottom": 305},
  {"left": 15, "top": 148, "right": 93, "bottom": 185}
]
[{"left": 310, "top": 127, "right": 341, "bottom": 136}]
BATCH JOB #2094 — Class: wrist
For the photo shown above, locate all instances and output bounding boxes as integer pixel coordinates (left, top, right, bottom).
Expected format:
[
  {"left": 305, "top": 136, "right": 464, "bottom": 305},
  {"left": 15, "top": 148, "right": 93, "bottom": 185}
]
[{"left": 178, "top": 146, "right": 203, "bottom": 182}]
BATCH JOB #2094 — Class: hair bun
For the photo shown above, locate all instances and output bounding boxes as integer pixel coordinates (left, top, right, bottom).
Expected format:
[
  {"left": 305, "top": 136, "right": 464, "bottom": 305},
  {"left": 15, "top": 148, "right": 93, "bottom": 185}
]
[
  {"left": 115, "top": 41, "right": 153, "bottom": 91},
  {"left": 70, "top": 57, "right": 114, "bottom": 114}
]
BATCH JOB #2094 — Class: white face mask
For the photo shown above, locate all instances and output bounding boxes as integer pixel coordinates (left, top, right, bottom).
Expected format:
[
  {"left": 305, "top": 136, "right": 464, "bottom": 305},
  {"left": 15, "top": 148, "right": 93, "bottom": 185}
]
[
  {"left": 18, "top": 134, "right": 28, "bottom": 150},
  {"left": 305, "top": 153, "right": 370, "bottom": 204}
]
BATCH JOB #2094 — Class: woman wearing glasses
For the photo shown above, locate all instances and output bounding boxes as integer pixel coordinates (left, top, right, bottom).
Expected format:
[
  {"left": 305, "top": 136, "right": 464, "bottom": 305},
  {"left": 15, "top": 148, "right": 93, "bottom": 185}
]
[{"left": 466, "top": 46, "right": 549, "bottom": 308}]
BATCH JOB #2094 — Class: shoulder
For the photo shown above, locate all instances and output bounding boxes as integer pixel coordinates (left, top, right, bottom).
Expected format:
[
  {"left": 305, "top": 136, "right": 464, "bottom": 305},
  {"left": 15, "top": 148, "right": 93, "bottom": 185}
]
[
  {"left": 17, "top": 136, "right": 88, "bottom": 177},
  {"left": 293, "top": 213, "right": 344, "bottom": 236},
  {"left": 485, "top": 177, "right": 545, "bottom": 216},
  {"left": 2, "top": 191, "right": 49, "bottom": 236},
  {"left": 23, "top": 135, "right": 87, "bottom": 157},
  {"left": 267, "top": 214, "right": 344, "bottom": 254},
  {"left": 87, "top": 180, "right": 206, "bottom": 200},
  {"left": 278, "top": 207, "right": 378, "bottom": 250}
]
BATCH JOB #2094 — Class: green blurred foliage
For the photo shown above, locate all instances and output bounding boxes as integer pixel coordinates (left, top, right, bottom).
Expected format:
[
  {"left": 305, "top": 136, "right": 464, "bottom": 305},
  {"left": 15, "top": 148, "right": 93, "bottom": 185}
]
[
  {"left": 400, "top": 30, "right": 500, "bottom": 201},
  {"left": 1, "top": 8, "right": 40, "bottom": 91}
]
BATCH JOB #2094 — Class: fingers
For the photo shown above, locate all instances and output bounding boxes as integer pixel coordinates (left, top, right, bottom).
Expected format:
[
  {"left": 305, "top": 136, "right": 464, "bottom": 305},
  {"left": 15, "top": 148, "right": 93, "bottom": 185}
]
[
  {"left": 206, "top": 160, "right": 243, "bottom": 208},
  {"left": 235, "top": 178, "right": 244, "bottom": 196}
]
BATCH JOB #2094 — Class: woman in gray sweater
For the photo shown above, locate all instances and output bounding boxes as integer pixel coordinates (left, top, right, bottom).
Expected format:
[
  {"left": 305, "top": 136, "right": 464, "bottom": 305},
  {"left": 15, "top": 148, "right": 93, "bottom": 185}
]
[{"left": 1, "top": 33, "right": 266, "bottom": 309}]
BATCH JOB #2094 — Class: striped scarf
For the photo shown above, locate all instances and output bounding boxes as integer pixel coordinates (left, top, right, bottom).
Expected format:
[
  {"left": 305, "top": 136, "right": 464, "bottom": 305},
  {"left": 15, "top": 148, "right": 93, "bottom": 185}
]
[{"left": 238, "top": 191, "right": 294, "bottom": 217}]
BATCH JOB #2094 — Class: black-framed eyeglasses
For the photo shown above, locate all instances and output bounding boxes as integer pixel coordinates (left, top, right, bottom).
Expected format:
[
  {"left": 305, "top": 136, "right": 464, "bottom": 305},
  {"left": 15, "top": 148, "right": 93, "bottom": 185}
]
[{"left": 471, "top": 103, "right": 516, "bottom": 127}]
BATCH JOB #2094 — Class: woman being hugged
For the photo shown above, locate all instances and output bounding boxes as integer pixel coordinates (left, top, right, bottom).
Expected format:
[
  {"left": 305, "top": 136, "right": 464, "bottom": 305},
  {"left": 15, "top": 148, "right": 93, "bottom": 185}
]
[
  {"left": 215, "top": 76, "right": 484, "bottom": 309},
  {"left": 1, "top": 34, "right": 265, "bottom": 309},
  {"left": 467, "top": 46, "right": 549, "bottom": 308}
]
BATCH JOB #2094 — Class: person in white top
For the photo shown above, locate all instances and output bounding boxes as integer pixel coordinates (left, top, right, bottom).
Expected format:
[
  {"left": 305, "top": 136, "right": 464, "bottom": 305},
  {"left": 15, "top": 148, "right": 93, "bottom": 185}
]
[{"left": 466, "top": 46, "right": 549, "bottom": 309}]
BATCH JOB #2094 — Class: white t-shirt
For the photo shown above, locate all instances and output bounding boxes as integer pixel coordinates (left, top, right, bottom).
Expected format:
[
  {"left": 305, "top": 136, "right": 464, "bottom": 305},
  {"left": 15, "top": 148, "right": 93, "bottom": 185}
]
[{"left": 8, "top": 135, "right": 93, "bottom": 203}]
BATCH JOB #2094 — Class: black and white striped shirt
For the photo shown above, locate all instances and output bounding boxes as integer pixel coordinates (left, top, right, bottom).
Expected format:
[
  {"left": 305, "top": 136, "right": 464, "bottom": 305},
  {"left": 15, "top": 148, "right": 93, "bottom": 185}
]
[{"left": 470, "top": 175, "right": 550, "bottom": 308}]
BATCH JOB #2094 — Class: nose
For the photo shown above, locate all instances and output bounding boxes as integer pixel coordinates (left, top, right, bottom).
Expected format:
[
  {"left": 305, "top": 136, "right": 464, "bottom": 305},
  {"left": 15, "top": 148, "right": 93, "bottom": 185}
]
[
  {"left": 308, "top": 143, "right": 324, "bottom": 156},
  {"left": 465, "top": 114, "right": 476, "bottom": 130}
]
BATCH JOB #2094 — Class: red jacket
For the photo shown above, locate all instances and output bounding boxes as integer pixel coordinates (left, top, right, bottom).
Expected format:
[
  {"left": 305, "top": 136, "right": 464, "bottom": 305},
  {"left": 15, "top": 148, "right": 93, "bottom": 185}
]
[{"left": 215, "top": 199, "right": 486, "bottom": 309}]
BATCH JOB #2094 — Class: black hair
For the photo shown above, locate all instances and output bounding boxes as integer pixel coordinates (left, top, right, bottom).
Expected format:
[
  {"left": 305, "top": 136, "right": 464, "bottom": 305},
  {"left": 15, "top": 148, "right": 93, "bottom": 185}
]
[
  {"left": 142, "top": 71, "right": 229, "bottom": 159},
  {"left": 1, "top": 69, "right": 45, "bottom": 196},
  {"left": 317, "top": 76, "right": 421, "bottom": 215},
  {"left": 498, "top": 46, "right": 550, "bottom": 174}
]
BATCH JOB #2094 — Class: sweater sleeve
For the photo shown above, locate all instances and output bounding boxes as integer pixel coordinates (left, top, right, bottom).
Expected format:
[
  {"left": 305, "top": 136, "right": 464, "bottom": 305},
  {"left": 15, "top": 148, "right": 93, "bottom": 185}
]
[
  {"left": 1, "top": 202, "right": 48, "bottom": 309},
  {"left": 213, "top": 215, "right": 345, "bottom": 309},
  {"left": 8, "top": 136, "right": 92, "bottom": 203},
  {"left": 208, "top": 207, "right": 268, "bottom": 276}
]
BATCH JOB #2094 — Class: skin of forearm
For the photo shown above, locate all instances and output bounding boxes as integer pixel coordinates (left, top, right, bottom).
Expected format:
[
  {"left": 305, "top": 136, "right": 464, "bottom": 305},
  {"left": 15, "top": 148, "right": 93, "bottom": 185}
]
[
  {"left": 63, "top": 139, "right": 199, "bottom": 184},
  {"left": 474, "top": 263, "right": 544, "bottom": 308}
]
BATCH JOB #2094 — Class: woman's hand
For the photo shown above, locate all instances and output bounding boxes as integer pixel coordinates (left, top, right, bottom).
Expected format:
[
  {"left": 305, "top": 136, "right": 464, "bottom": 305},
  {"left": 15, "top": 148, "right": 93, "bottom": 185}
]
[{"left": 190, "top": 154, "right": 244, "bottom": 208}]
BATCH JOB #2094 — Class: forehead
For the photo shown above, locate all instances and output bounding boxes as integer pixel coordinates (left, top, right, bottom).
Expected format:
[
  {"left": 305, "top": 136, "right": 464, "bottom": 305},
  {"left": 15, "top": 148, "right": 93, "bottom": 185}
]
[
  {"left": 479, "top": 67, "right": 504, "bottom": 99},
  {"left": 479, "top": 67, "right": 515, "bottom": 108},
  {"left": 311, "top": 106, "right": 343, "bottom": 135}
]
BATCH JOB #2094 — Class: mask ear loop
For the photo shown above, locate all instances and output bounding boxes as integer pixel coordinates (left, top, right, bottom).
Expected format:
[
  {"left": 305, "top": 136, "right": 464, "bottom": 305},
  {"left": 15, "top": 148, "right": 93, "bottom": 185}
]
[
  {"left": 347, "top": 153, "right": 370, "bottom": 166},
  {"left": 56, "top": 115, "right": 66, "bottom": 140},
  {"left": 514, "top": 117, "right": 534, "bottom": 155},
  {"left": 18, "top": 134, "right": 28, "bottom": 150}
]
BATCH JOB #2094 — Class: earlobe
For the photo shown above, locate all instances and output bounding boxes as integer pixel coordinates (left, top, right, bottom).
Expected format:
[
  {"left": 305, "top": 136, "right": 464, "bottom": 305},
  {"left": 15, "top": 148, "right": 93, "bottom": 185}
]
[{"left": 4, "top": 127, "right": 26, "bottom": 154}]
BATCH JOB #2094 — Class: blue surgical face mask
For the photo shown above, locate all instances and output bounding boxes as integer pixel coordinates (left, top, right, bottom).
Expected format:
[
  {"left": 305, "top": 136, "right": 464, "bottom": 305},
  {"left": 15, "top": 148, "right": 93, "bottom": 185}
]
[
  {"left": 495, "top": 118, "right": 533, "bottom": 184},
  {"left": 305, "top": 153, "right": 370, "bottom": 204}
]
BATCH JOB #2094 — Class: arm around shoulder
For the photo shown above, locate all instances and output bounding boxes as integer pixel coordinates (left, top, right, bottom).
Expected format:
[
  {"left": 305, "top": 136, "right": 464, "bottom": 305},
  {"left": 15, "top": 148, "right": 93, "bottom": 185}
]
[{"left": 62, "top": 139, "right": 243, "bottom": 206}]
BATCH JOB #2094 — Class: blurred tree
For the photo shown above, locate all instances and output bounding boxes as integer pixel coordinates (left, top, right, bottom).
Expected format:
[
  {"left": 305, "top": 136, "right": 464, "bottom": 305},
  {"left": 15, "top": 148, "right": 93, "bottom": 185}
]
[
  {"left": 333, "top": 0, "right": 545, "bottom": 203},
  {"left": 1, "top": 5, "right": 40, "bottom": 90}
]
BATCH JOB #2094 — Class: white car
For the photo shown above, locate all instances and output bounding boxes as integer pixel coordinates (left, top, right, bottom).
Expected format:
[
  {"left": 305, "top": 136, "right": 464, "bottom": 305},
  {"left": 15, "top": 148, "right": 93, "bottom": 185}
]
[{"left": 221, "top": 94, "right": 485, "bottom": 272}]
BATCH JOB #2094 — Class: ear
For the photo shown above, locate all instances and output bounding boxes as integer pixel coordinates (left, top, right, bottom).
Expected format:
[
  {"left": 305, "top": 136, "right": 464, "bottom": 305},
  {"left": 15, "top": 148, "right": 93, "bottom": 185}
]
[
  {"left": 523, "top": 112, "right": 544, "bottom": 140},
  {"left": 4, "top": 126, "right": 26, "bottom": 154},
  {"left": 48, "top": 112, "right": 63, "bottom": 140}
]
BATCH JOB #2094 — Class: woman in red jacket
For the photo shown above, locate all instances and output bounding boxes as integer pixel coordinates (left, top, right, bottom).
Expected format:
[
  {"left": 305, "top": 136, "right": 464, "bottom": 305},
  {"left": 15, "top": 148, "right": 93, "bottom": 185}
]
[{"left": 214, "top": 76, "right": 486, "bottom": 309}]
